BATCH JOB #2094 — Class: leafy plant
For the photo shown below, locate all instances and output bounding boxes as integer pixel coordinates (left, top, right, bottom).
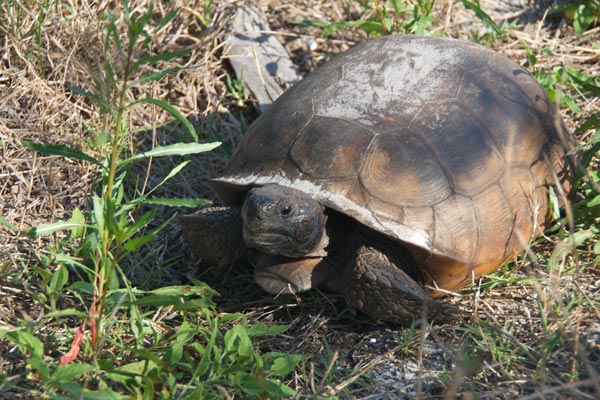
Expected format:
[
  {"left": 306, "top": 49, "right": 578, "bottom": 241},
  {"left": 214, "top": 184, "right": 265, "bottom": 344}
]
[
  {"left": 19, "top": 1, "right": 217, "bottom": 355},
  {"left": 226, "top": 73, "right": 249, "bottom": 108},
  {"left": 295, "top": 0, "right": 439, "bottom": 37},
  {"left": 1, "top": 2, "right": 302, "bottom": 398},
  {"left": 197, "top": 0, "right": 214, "bottom": 27},
  {"left": 551, "top": 1, "right": 600, "bottom": 35},
  {"left": 294, "top": 0, "right": 504, "bottom": 43},
  {"left": 460, "top": 0, "right": 503, "bottom": 37},
  {"left": 523, "top": 39, "right": 600, "bottom": 230},
  {"left": 572, "top": 115, "right": 600, "bottom": 231}
]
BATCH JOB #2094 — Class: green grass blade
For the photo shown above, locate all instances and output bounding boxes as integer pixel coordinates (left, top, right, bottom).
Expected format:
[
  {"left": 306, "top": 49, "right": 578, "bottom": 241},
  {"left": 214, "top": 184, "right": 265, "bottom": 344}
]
[
  {"left": 131, "top": 97, "right": 199, "bottom": 141},
  {"left": 120, "top": 142, "right": 220, "bottom": 166},
  {"left": 67, "top": 85, "right": 102, "bottom": 102},
  {"left": 127, "top": 66, "right": 188, "bottom": 87},
  {"left": 580, "top": 141, "right": 600, "bottom": 170},
  {"left": 57, "top": 383, "right": 125, "bottom": 400},
  {"left": 105, "top": 10, "right": 123, "bottom": 54},
  {"left": 566, "top": 67, "right": 600, "bottom": 96},
  {"left": 460, "top": 0, "right": 503, "bottom": 35},
  {"left": 122, "top": 233, "right": 156, "bottom": 252},
  {"left": 269, "top": 354, "right": 303, "bottom": 377},
  {"left": 0, "top": 215, "right": 19, "bottom": 232},
  {"left": 52, "top": 363, "right": 94, "bottom": 382},
  {"left": 49, "top": 265, "right": 69, "bottom": 294},
  {"left": 45, "top": 309, "right": 90, "bottom": 319},
  {"left": 322, "top": 20, "right": 367, "bottom": 37},
  {"left": 247, "top": 323, "right": 289, "bottom": 337},
  {"left": 138, "top": 197, "right": 213, "bottom": 208},
  {"left": 133, "top": 49, "right": 192, "bottom": 69},
  {"left": 291, "top": 19, "right": 366, "bottom": 37},
  {"left": 22, "top": 141, "right": 102, "bottom": 167},
  {"left": 120, "top": 209, "right": 157, "bottom": 243},
  {"left": 144, "top": 160, "right": 191, "bottom": 196},
  {"left": 290, "top": 19, "right": 330, "bottom": 28},
  {"left": 154, "top": 8, "right": 180, "bottom": 34},
  {"left": 5, "top": 330, "right": 45, "bottom": 359},
  {"left": 92, "top": 195, "right": 105, "bottom": 235},
  {"left": 27, "top": 221, "right": 88, "bottom": 237},
  {"left": 111, "top": 284, "right": 218, "bottom": 297},
  {"left": 133, "top": 296, "right": 214, "bottom": 310}
]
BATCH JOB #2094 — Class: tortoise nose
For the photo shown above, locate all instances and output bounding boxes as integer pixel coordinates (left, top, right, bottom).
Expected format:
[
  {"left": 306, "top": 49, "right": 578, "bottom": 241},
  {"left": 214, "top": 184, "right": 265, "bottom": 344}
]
[
  {"left": 244, "top": 205, "right": 261, "bottom": 222},
  {"left": 242, "top": 197, "right": 265, "bottom": 226}
]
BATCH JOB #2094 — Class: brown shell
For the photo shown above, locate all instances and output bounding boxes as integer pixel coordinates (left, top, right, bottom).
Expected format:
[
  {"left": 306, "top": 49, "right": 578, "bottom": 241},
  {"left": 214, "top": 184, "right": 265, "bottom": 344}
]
[{"left": 212, "top": 35, "right": 573, "bottom": 295}]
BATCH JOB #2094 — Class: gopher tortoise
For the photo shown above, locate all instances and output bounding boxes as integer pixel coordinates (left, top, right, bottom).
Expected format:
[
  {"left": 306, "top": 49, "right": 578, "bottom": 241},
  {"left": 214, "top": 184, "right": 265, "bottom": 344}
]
[{"left": 181, "top": 35, "right": 573, "bottom": 324}]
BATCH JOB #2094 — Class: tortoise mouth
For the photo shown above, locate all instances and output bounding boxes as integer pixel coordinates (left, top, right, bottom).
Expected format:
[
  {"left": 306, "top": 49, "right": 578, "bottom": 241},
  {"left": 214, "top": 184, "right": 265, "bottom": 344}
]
[
  {"left": 247, "top": 231, "right": 293, "bottom": 244},
  {"left": 244, "top": 229, "right": 292, "bottom": 250},
  {"left": 243, "top": 227, "right": 312, "bottom": 258}
]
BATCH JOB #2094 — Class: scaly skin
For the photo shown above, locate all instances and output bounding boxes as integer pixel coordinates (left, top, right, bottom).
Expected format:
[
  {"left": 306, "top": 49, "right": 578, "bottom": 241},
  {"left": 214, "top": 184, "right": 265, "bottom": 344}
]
[
  {"left": 341, "top": 243, "right": 457, "bottom": 324},
  {"left": 179, "top": 206, "right": 247, "bottom": 269}
]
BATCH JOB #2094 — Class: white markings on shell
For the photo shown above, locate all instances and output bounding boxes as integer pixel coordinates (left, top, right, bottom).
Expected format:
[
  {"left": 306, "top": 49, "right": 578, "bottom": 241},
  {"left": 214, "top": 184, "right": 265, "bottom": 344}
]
[{"left": 312, "top": 37, "right": 467, "bottom": 127}]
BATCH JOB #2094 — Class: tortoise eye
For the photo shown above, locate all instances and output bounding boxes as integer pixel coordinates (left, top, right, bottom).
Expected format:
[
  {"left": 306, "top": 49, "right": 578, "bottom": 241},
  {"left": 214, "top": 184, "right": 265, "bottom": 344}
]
[{"left": 281, "top": 206, "right": 292, "bottom": 216}]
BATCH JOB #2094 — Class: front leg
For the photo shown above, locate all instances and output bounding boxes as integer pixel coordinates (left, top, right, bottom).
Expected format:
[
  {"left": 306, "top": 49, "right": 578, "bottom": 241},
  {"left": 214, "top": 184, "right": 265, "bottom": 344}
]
[
  {"left": 341, "top": 245, "right": 456, "bottom": 325},
  {"left": 180, "top": 206, "right": 247, "bottom": 269},
  {"left": 251, "top": 253, "right": 334, "bottom": 294}
]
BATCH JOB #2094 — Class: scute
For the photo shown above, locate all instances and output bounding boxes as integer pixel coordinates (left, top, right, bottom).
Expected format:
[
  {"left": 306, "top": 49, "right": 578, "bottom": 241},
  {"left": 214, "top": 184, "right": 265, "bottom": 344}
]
[
  {"left": 432, "top": 194, "right": 478, "bottom": 263},
  {"left": 212, "top": 35, "right": 573, "bottom": 293},
  {"left": 409, "top": 101, "right": 505, "bottom": 196},
  {"left": 290, "top": 116, "right": 375, "bottom": 179},
  {"left": 502, "top": 166, "right": 545, "bottom": 249},
  {"left": 471, "top": 184, "right": 513, "bottom": 265},
  {"left": 225, "top": 89, "right": 313, "bottom": 178},
  {"left": 360, "top": 131, "right": 452, "bottom": 207},
  {"left": 457, "top": 66, "right": 549, "bottom": 167}
]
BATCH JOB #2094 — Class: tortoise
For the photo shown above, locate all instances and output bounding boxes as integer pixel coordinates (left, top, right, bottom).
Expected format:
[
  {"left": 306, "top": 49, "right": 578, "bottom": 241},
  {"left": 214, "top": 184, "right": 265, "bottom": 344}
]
[{"left": 181, "top": 35, "right": 573, "bottom": 324}]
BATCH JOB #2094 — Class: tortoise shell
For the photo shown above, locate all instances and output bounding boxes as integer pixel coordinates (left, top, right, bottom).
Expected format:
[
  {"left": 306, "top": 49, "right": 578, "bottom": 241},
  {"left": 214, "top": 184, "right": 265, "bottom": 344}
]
[{"left": 212, "top": 35, "right": 573, "bottom": 295}]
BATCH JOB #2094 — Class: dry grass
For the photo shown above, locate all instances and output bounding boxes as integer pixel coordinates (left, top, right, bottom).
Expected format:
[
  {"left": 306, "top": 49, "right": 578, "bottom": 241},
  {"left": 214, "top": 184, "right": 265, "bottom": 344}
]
[{"left": 0, "top": 0, "right": 599, "bottom": 398}]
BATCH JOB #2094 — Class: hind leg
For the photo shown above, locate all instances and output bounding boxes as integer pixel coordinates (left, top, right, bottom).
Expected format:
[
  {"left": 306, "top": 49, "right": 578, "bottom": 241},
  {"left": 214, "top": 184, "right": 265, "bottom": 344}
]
[{"left": 341, "top": 244, "right": 456, "bottom": 324}]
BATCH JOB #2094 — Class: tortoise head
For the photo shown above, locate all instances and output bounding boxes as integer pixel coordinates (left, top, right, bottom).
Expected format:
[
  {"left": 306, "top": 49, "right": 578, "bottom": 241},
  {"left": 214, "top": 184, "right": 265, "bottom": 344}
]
[{"left": 241, "top": 184, "right": 329, "bottom": 258}]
